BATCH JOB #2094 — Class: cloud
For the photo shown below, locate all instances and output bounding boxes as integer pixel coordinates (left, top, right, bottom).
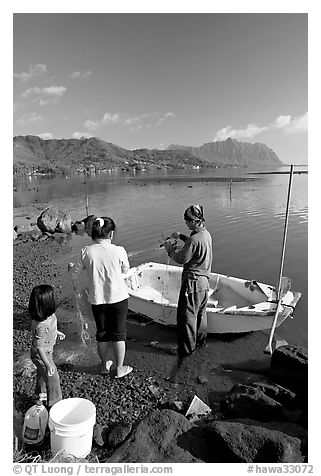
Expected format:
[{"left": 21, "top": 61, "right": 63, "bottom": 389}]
[
  {"left": 102, "top": 113, "right": 121, "bottom": 125},
  {"left": 282, "top": 112, "right": 308, "bottom": 134},
  {"left": 15, "top": 112, "right": 44, "bottom": 126},
  {"left": 14, "top": 63, "right": 48, "bottom": 82},
  {"left": 214, "top": 112, "right": 308, "bottom": 141},
  {"left": 69, "top": 70, "right": 93, "bottom": 79},
  {"left": 273, "top": 115, "right": 292, "bottom": 129},
  {"left": 83, "top": 120, "right": 101, "bottom": 132},
  {"left": 124, "top": 113, "right": 159, "bottom": 126},
  {"left": 71, "top": 132, "right": 93, "bottom": 139},
  {"left": 156, "top": 112, "right": 175, "bottom": 125},
  {"left": 214, "top": 124, "right": 268, "bottom": 141},
  {"left": 38, "top": 132, "right": 54, "bottom": 140},
  {"left": 128, "top": 111, "right": 175, "bottom": 130},
  {"left": 83, "top": 111, "right": 175, "bottom": 132},
  {"left": 19, "top": 85, "right": 67, "bottom": 106}
]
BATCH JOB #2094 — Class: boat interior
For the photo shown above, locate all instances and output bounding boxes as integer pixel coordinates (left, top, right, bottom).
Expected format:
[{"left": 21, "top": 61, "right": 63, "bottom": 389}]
[{"left": 127, "top": 263, "right": 272, "bottom": 310}]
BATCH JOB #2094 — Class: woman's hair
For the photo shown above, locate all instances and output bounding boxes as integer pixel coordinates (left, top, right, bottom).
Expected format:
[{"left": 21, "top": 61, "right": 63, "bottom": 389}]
[
  {"left": 28, "top": 284, "right": 57, "bottom": 322},
  {"left": 91, "top": 216, "right": 116, "bottom": 241},
  {"left": 184, "top": 204, "right": 205, "bottom": 223}
]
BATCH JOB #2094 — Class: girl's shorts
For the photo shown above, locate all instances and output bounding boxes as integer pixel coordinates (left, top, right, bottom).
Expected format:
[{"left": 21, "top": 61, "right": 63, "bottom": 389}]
[{"left": 91, "top": 298, "right": 128, "bottom": 342}]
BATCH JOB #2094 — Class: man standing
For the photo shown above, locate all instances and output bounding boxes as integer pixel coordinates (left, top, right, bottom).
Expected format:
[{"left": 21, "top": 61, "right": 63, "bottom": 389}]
[{"left": 164, "top": 204, "right": 213, "bottom": 357}]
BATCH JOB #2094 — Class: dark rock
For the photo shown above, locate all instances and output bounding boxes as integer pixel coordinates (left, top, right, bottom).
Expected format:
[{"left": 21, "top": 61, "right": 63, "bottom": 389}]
[
  {"left": 220, "top": 384, "right": 286, "bottom": 421},
  {"left": 83, "top": 215, "right": 96, "bottom": 231},
  {"left": 37, "top": 207, "right": 72, "bottom": 234},
  {"left": 205, "top": 420, "right": 305, "bottom": 463},
  {"left": 235, "top": 378, "right": 298, "bottom": 409},
  {"left": 37, "top": 207, "right": 58, "bottom": 233},
  {"left": 270, "top": 345, "right": 308, "bottom": 397},
  {"left": 55, "top": 211, "right": 72, "bottom": 234},
  {"left": 107, "top": 409, "right": 203, "bottom": 463},
  {"left": 71, "top": 221, "right": 85, "bottom": 233},
  {"left": 108, "top": 421, "right": 132, "bottom": 448},
  {"left": 235, "top": 419, "right": 308, "bottom": 458}
]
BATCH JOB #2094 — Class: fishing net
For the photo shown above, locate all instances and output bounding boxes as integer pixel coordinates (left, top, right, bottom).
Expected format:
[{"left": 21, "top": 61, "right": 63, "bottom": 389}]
[
  {"left": 73, "top": 290, "right": 90, "bottom": 344},
  {"left": 158, "top": 236, "right": 180, "bottom": 321},
  {"left": 68, "top": 262, "right": 91, "bottom": 345}
]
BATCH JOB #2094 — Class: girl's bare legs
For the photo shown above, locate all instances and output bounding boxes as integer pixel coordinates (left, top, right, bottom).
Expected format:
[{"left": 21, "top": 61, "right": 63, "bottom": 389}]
[
  {"left": 97, "top": 341, "right": 113, "bottom": 372},
  {"left": 113, "top": 341, "right": 132, "bottom": 377},
  {"left": 113, "top": 340, "right": 125, "bottom": 370}
]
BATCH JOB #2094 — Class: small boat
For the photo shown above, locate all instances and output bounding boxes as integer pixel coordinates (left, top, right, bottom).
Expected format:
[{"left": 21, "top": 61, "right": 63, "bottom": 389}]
[{"left": 124, "top": 262, "right": 301, "bottom": 333}]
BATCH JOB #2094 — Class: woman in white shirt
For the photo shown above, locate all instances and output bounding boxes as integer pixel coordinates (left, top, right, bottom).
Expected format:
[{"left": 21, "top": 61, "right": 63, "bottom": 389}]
[{"left": 71, "top": 216, "right": 133, "bottom": 378}]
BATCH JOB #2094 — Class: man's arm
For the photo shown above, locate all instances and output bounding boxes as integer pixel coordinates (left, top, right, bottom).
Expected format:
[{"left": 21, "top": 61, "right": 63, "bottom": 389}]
[
  {"left": 166, "top": 238, "right": 195, "bottom": 265},
  {"left": 178, "top": 233, "right": 188, "bottom": 242},
  {"left": 171, "top": 232, "right": 188, "bottom": 242}
]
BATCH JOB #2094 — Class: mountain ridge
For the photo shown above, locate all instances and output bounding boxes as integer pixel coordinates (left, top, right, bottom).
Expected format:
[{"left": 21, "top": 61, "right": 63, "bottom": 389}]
[
  {"left": 13, "top": 135, "right": 283, "bottom": 175},
  {"left": 167, "top": 137, "right": 282, "bottom": 167}
]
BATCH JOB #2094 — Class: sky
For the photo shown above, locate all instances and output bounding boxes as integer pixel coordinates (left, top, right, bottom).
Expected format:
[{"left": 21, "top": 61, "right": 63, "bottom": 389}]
[{"left": 13, "top": 12, "right": 308, "bottom": 165}]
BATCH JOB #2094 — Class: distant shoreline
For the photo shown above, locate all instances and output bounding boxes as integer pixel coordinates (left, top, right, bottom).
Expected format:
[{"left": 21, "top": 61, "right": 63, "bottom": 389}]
[{"left": 247, "top": 170, "right": 308, "bottom": 175}]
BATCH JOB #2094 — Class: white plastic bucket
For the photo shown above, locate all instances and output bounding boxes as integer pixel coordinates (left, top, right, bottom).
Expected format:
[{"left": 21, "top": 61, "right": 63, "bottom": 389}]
[{"left": 49, "top": 398, "right": 96, "bottom": 458}]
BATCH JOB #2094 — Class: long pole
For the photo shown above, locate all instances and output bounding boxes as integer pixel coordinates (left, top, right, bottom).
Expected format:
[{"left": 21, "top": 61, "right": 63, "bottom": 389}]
[
  {"left": 276, "top": 164, "right": 294, "bottom": 298},
  {"left": 264, "top": 164, "right": 294, "bottom": 354},
  {"left": 85, "top": 194, "right": 89, "bottom": 217}
]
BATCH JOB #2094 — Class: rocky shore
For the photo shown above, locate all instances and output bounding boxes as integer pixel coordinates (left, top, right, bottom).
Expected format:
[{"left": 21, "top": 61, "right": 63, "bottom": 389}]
[{"left": 13, "top": 210, "right": 308, "bottom": 463}]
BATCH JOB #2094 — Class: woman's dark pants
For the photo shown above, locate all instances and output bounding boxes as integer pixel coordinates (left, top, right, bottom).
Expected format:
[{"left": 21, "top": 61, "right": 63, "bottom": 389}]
[{"left": 176, "top": 287, "right": 208, "bottom": 357}]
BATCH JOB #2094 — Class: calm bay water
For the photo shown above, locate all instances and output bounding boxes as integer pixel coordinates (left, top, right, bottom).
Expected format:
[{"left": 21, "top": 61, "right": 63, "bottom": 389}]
[{"left": 13, "top": 166, "right": 308, "bottom": 348}]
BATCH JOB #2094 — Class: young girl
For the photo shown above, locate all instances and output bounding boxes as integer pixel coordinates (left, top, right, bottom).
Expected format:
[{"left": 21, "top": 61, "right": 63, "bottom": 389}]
[{"left": 28, "top": 285, "right": 65, "bottom": 407}]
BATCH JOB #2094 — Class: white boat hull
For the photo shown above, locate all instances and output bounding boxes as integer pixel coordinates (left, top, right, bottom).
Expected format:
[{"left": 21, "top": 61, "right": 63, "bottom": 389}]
[{"left": 124, "top": 262, "right": 301, "bottom": 334}]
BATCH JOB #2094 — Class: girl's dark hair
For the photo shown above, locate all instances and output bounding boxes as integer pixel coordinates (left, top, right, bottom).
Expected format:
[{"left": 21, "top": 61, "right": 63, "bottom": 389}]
[
  {"left": 28, "top": 284, "right": 57, "bottom": 322},
  {"left": 91, "top": 216, "right": 116, "bottom": 241}
]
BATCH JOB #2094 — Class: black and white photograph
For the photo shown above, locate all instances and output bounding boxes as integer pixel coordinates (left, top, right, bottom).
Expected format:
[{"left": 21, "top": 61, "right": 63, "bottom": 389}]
[{"left": 10, "top": 4, "right": 312, "bottom": 472}]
